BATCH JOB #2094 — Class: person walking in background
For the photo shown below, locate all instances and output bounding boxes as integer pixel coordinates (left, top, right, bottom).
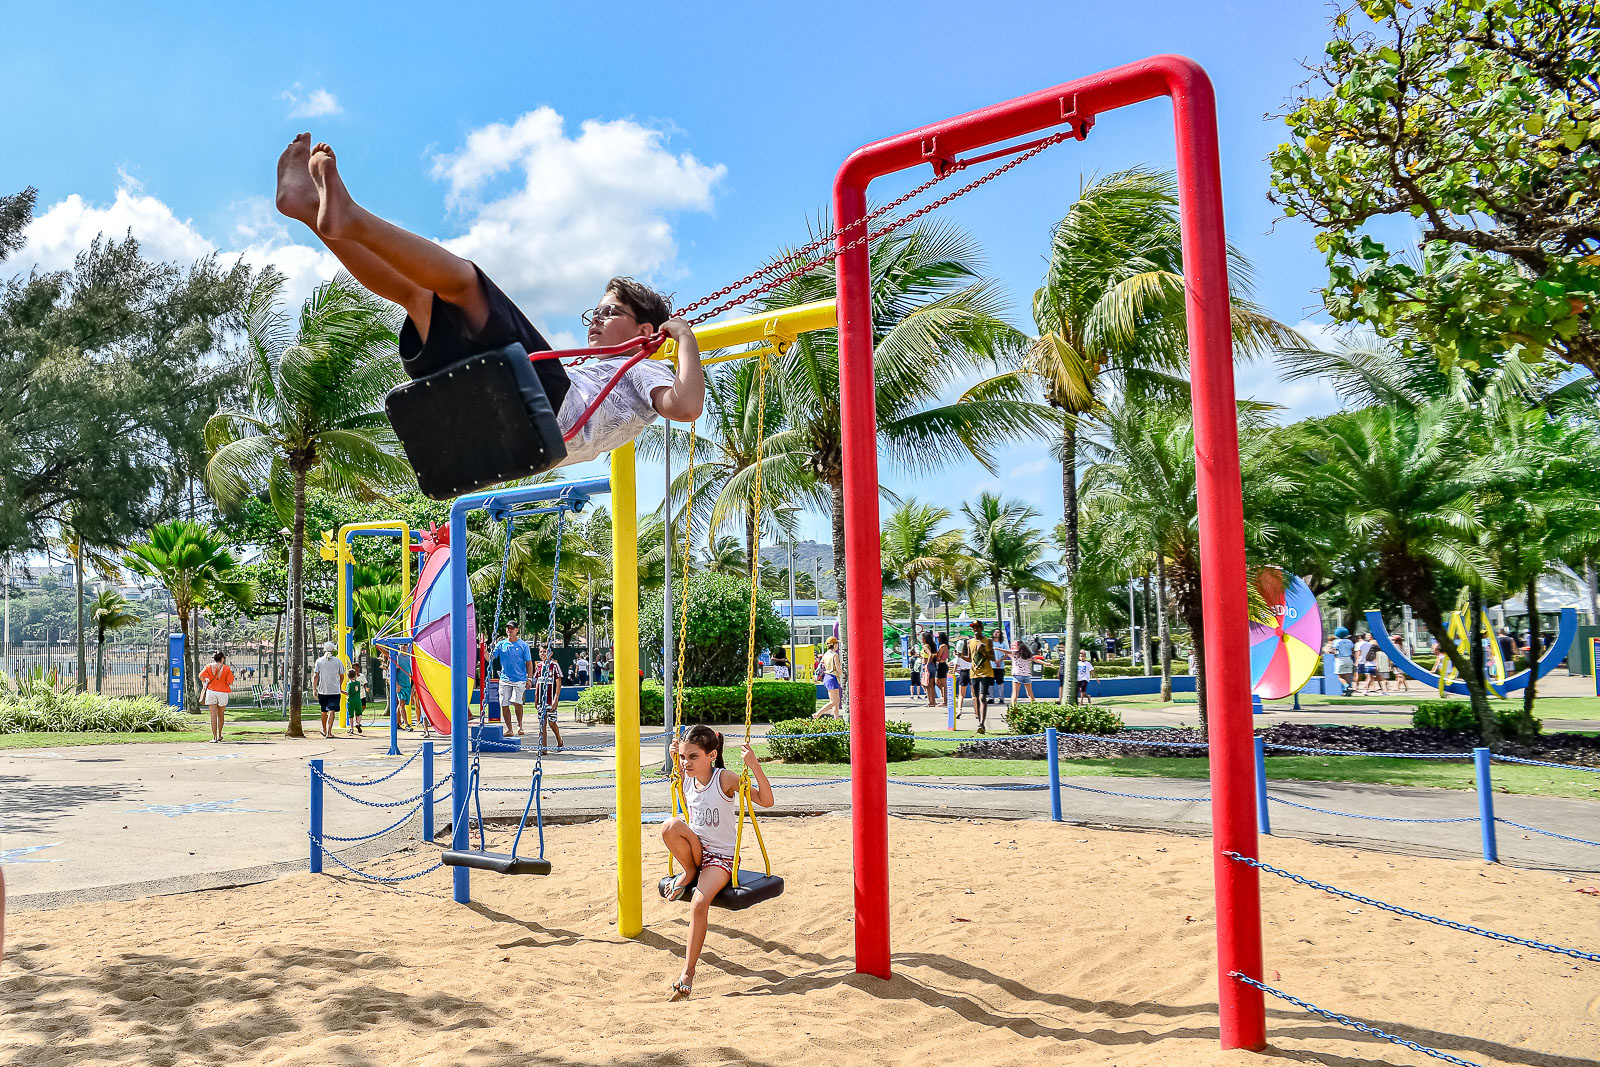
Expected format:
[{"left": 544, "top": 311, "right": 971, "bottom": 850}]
[
  {"left": 1008, "top": 639, "right": 1036, "bottom": 704},
  {"left": 967, "top": 621, "right": 994, "bottom": 733},
  {"left": 346, "top": 666, "right": 366, "bottom": 734},
  {"left": 534, "top": 645, "right": 564, "bottom": 752},
  {"left": 1077, "top": 649, "right": 1094, "bottom": 703},
  {"left": 1330, "top": 626, "right": 1355, "bottom": 696},
  {"left": 1392, "top": 638, "right": 1411, "bottom": 693},
  {"left": 908, "top": 631, "right": 925, "bottom": 701},
  {"left": 935, "top": 631, "right": 950, "bottom": 707},
  {"left": 771, "top": 647, "right": 790, "bottom": 680},
  {"left": 313, "top": 642, "right": 345, "bottom": 738},
  {"left": 493, "top": 622, "right": 534, "bottom": 737},
  {"left": 197, "top": 651, "right": 233, "bottom": 743},
  {"left": 990, "top": 637, "right": 1007, "bottom": 708},
  {"left": 920, "top": 631, "right": 939, "bottom": 707},
  {"left": 952, "top": 634, "right": 973, "bottom": 721},
  {"left": 574, "top": 651, "right": 590, "bottom": 687},
  {"left": 815, "top": 636, "right": 843, "bottom": 717}
]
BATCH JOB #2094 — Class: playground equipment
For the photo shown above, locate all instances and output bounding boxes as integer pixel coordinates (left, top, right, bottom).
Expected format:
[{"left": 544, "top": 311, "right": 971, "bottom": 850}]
[
  {"left": 1436, "top": 608, "right": 1507, "bottom": 693},
  {"left": 321, "top": 521, "right": 419, "bottom": 728},
  {"left": 1248, "top": 569, "right": 1323, "bottom": 699},
  {"left": 1363, "top": 607, "right": 1577, "bottom": 697}
]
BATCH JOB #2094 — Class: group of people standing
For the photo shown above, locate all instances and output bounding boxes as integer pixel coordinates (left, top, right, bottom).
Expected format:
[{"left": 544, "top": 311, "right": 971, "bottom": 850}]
[
  {"left": 906, "top": 622, "right": 1069, "bottom": 734},
  {"left": 1326, "top": 626, "right": 1410, "bottom": 696}
]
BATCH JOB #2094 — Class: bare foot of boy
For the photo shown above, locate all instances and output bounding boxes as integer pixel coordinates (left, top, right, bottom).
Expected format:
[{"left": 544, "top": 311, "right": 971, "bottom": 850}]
[
  {"left": 309, "top": 142, "right": 360, "bottom": 240},
  {"left": 275, "top": 133, "right": 319, "bottom": 226}
]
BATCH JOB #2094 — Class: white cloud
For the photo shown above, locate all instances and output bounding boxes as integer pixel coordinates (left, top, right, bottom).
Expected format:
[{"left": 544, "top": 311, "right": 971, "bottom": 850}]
[
  {"left": 432, "top": 108, "right": 725, "bottom": 317},
  {"left": 281, "top": 84, "right": 342, "bottom": 119},
  {"left": 13, "top": 183, "right": 215, "bottom": 273}
]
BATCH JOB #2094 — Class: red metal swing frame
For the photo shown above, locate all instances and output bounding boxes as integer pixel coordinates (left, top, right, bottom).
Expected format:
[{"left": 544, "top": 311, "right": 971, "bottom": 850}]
[{"left": 831, "top": 54, "right": 1266, "bottom": 1050}]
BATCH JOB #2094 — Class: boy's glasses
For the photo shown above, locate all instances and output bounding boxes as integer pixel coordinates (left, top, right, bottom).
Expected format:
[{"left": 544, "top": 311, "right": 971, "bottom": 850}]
[{"left": 581, "top": 303, "right": 633, "bottom": 326}]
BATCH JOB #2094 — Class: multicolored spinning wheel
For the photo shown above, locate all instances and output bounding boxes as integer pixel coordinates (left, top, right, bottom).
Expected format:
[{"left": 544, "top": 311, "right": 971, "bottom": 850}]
[
  {"left": 409, "top": 526, "right": 476, "bottom": 735},
  {"left": 1248, "top": 569, "right": 1323, "bottom": 699}
]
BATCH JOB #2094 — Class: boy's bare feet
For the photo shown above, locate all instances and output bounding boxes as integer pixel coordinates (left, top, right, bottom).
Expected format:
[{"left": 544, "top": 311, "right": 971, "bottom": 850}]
[
  {"left": 275, "top": 133, "right": 319, "bottom": 227},
  {"left": 309, "top": 142, "right": 360, "bottom": 240}
]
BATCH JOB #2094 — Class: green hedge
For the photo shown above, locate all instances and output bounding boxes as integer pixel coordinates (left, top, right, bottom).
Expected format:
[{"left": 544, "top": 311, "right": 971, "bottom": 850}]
[
  {"left": 574, "top": 681, "right": 817, "bottom": 726},
  {"left": 1004, "top": 703, "right": 1125, "bottom": 736},
  {"left": 0, "top": 691, "right": 190, "bottom": 734},
  {"left": 765, "top": 717, "right": 914, "bottom": 763},
  {"left": 1413, "top": 699, "right": 1541, "bottom": 737},
  {"left": 640, "top": 572, "right": 789, "bottom": 686}
]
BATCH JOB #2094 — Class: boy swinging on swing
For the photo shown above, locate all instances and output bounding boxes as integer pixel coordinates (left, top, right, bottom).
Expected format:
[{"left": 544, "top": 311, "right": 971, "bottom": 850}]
[{"left": 275, "top": 134, "right": 705, "bottom": 466}]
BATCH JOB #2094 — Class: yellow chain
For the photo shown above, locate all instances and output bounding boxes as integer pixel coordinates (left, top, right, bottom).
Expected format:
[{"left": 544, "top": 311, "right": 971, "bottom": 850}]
[
  {"left": 666, "top": 420, "right": 698, "bottom": 880},
  {"left": 742, "top": 350, "right": 772, "bottom": 748}
]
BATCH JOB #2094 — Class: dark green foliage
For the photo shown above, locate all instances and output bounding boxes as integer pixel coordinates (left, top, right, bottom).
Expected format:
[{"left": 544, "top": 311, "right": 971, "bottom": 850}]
[
  {"left": 762, "top": 717, "right": 912, "bottom": 763},
  {"left": 0, "top": 230, "right": 254, "bottom": 555},
  {"left": 1412, "top": 699, "right": 1541, "bottom": 739},
  {"left": 1004, "top": 702, "right": 1125, "bottom": 737},
  {"left": 574, "top": 680, "right": 816, "bottom": 726},
  {"left": 641, "top": 571, "right": 789, "bottom": 687}
]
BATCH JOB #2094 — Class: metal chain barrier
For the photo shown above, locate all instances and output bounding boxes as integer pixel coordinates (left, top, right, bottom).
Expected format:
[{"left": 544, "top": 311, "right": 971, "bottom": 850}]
[
  {"left": 317, "top": 748, "right": 423, "bottom": 787},
  {"left": 1495, "top": 818, "right": 1600, "bottom": 848},
  {"left": 1057, "top": 778, "right": 1211, "bottom": 803},
  {"left": 1490, "top": 754, "right": 1600, "bottom": 773},
  {"left": 1262, "top": 742, "right": 1471, "bottom": 759},
  {"left": 314, "top": 843, "right": 445, "bottom": 885},
  {"left": 1266, "top": 795, "right": 1477, "bottom": 824},
  {"left": 319, "top": 799, "right": 424, "bottom": 843},
  {"left": 1228, "top": 972, "right": 1483, "bottom": 1067},
  {"left": 316, "top": 773, "right": 428, "bottom": 810},
  {"left": 1224, "top": 852, "right": 1600, "bottom": 962}
]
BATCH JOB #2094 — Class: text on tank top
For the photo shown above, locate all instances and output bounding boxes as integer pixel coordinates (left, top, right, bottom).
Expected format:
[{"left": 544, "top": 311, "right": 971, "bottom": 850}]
[{"left": 684, "top": 769, "right": 740, "bottom": 856}]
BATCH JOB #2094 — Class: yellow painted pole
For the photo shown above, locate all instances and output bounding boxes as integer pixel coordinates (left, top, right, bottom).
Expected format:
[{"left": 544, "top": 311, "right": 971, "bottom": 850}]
[
  {"left": 331, "top": 522, "right": 414, "bottom": 728},
  {"left": 612, "top": 443, "right": 643, "bottom": 937}
]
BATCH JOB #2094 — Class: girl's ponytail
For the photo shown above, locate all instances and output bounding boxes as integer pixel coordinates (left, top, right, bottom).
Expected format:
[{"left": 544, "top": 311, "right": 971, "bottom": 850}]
[{"left": 684, "top": 724, "right": 725, "bottom": 769}]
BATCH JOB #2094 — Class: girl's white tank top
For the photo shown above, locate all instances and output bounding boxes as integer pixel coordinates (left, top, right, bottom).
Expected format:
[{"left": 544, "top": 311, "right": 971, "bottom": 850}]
[{"left": 684, "top": 769, "right": 740, "bottom": 856}]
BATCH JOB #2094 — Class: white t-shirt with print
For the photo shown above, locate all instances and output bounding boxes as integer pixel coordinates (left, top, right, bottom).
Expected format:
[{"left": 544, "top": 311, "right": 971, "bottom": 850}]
[
  {"left": 556, "top": 357, "right": 677, "bottom": 467},
  {"left": 1078, "top": 660, "right": 1093, "bottom": 681}
]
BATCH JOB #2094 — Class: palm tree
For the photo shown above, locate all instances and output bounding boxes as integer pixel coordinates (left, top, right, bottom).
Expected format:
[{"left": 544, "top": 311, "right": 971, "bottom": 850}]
[
  {"left": 998, "top": 525, "right": 1059, "bottom": 641},
  {"left": 960, "top": 492, "right": 1039, "bottom": 637},
  {"left": 880, "top": 500, "right": 964, "bottom": 643},
  {"left": 701, "top": 534, "right": 748, "bottom": 575},
  {"left": 89, "top": 589, "right": 140, "bottom": 693},
  {"left": 930, "top": 555, "right": 984, "bottom": 635},
  {"left": 970, "top": 167, "right": 1303, "bottom": 704},
  {"left": 124, "top": 521, "right": 255, "bottom": 706},
  {"left": 1294, "top": 401, "right": 1504, "bottom": 735},
  {"left": 203, "top": 272, "right": 412, "bottom": 737},
  {"left": 745, "top": 219, "right": 1058, "bottom": 684},
  {"left": 52, "top": 520, "right": 124, "bottom": 692}
]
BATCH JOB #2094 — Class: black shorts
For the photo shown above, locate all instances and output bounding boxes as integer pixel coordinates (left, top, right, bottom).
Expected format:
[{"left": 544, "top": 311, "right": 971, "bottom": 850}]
[
  {"left": 317, "top": 693, "right": 339, "bottom": 714},
  {"left": 957, "top": 669, "right": 971, "bottom": 686},
  {"left": 398, "top": 264, "right": 570, "bottom": 415},
  {"left": 936, "top": 662, "right": 949, "bottom": 680},
  {"left": 973, "top": 676, "right": 992, "bottom": 695}
]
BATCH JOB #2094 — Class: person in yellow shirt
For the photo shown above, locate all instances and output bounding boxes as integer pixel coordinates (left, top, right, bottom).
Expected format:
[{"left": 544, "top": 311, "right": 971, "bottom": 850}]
[{"left": 967, "top": 622, "right": 995, "bottom": 734}]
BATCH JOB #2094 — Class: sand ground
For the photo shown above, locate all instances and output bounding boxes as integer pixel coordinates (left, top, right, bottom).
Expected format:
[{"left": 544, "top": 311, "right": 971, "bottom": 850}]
[{"left": 3, "top": 815, "right": 1597, "bottom": 1067}]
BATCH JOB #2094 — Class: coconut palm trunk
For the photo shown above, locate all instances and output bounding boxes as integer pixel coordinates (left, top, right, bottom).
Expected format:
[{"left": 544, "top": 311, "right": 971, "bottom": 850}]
[
  {"left": 1155, "top": 553, "right": 1173, "bottom": 702},
  {"left": 1060, "top": 418, "right": 1080, "bottom": 706},
  {"left": 1522, "top": 576, "right": 1540, "bottom": 730},
  {"left": 287, "top": 470, "right": 308, "bottom": 738}
]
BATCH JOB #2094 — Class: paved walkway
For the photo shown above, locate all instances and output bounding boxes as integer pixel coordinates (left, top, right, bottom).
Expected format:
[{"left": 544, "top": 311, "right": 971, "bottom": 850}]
[{"left": 7, "top": 714, "right": 1599, "bottom": 910}]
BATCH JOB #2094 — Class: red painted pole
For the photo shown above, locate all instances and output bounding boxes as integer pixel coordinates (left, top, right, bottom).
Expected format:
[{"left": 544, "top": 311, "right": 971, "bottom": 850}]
[
  {"left": 830, "top": 56, "right": 1263, "bottom": 1045},
  {"left": 832, "top": 178, "right": 892, "bottom": 980}
]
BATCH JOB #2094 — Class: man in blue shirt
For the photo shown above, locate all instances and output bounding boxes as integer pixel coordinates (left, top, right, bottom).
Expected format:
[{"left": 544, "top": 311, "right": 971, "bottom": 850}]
[{"left": 493, "top": 622, "right": 534, "bottom": 736}]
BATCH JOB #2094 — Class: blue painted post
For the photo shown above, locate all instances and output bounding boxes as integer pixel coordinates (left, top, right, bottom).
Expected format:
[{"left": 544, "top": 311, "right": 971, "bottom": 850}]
[
  {"left": 422, "top": 740, "right": 436, "bottom": 843},
  {"left": 946, "top": 667, "right": 955, "bottom": 731},
  {"left": 1045, "top": 726, "right": 1062, "bottom": 821},
  {"left": 1254, "top": 737, "right": 1271, "bottom": 836},
  {"left": 449, "top": 500, "right": 472, "bottom": 904},
  {"left": 386, "top": 652, "right": 400, "bottom": 756},
  {"left": 309, "top": 758, "right": 324, "bottom": 873},
  {"left": 1473, "top": 747, "right": 1498, "bottom": 863},
  {"left": 1251, "top": 694, "right": 1263, "bottom": 715}
]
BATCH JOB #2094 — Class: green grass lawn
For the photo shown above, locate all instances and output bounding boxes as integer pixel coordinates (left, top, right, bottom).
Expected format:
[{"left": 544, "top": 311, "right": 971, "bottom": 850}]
[{"left": 0, "top": 725, "right": 275, "bottom": 748}]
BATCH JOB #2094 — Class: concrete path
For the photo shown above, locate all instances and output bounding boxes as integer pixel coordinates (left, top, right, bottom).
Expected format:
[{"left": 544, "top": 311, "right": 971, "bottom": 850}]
[{"left": 6, "top": 715, "right": 1599, "bottom": 910}]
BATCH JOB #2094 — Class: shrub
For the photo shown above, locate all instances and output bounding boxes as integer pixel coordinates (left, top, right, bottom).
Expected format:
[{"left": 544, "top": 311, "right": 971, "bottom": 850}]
[
  {"left": 0, "top": 690, "right": 190, "bottom": 734},
  {"left": 1089, "top": 664, "right": 1149, "bottom": 677},
  {"left": 764, "top": 717, "right": 914, "bottom": 763},
  {"left": 884, "top": 667, "right": 913, "bottom": 679},
  {"left": 1412, "top": 699, "right": 1541, "bottom": 738},
  {"left": 575, "top": 681, "right": 817, "bottom": 726},
  {"left": 641, "top": 572, "right": 789, "bottom": 686},
  {"left": 1004, "top": 702, "right": 1125, "bottom": 736}
]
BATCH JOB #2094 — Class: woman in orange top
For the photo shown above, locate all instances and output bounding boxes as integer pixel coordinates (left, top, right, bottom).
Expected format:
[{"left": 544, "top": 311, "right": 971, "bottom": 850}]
[{"left": 197, "top": 651, "right": 234, "bottom": 743}]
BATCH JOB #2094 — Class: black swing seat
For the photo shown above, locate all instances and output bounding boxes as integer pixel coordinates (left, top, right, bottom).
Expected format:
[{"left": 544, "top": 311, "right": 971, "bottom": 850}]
[
  {"left": 658, "top": 871, "right": 785, "bottom": 911},
  {"left": 384, "top": 343, "right": 567, "bottom": 501},
  {"left": 441, "top": 850, "right": 552, "bottom": 876}
]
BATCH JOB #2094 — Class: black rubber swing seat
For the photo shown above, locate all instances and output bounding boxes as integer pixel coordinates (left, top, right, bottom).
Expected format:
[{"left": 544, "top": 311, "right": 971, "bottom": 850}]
[
  {"left": 384, "top": 342, "right": 567, "bottom": 501},
  {"left": 440, "top": 850, "right": 552, "bottom": 876},
  {"left": 657, "top": 871, "right": 785, "bottom": 911}
]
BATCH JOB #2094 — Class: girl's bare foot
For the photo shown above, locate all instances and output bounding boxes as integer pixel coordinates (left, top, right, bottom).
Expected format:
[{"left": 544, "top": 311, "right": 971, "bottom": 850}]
[
  {"left": 275, "top": 133, "right": 319, "bottom": 226},
  {"left": 309, "top": 142, "right": 360, "bottom": 240}
]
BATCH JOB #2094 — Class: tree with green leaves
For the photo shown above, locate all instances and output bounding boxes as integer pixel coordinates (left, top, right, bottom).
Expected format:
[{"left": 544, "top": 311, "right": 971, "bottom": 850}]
[
  {"left": 203, "top": 272, "right": 412, "bottom": 737},
  {"left": 745, "top": 220, "right": 1058, "bottom": 686},
  {"left": 880, "top": 500, "right": 965, "bottom": 645},
  {"left": 969, "top": 168, "right": 1300, "bottom": 700},
  {"left": 960, "top": 492, "right": 1039, "bottom": 638},
  {"left": 1269, "top": 0, "right": 1600, "bottom": 376},
  {"left": 89, "top": 589, "right": 140, "bottom": 694},
  {"left": 124, "top": 521, "right": 255, "bottom": 706}
]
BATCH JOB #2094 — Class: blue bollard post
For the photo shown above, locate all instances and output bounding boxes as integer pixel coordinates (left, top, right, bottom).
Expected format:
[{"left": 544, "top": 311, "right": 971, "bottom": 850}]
[
  {"left": 1045, "top": 726, "right": 1062, "bottom": 822},
  {"left": 387, "top": 654, "right": 400, "bottom": 756},
  {"left": 422, "top": 741, "right": 436, "bottom": 843},
  {"left": 309, "top": 758, "right": 324, "bottom": 874},
  {"left": 947, "top": 669, "right": 955, "bottom": 731},
  {"left": 1473, "top": 747, "right": 1498, "bottom": 863},
  {"left": 1254, "top": 736, "right": 1271, "bottom": 836}
]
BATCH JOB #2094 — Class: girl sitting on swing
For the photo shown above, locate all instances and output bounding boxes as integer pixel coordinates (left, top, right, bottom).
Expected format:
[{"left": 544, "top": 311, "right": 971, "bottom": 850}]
[{"left": 659, "top": 725, "right": 775, "bottom": 1000}]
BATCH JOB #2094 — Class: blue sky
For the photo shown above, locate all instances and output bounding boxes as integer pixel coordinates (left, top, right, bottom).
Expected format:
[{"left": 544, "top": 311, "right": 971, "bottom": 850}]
[{"left": 4, "top": 0, "right": 1350, "bottom": 546}]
